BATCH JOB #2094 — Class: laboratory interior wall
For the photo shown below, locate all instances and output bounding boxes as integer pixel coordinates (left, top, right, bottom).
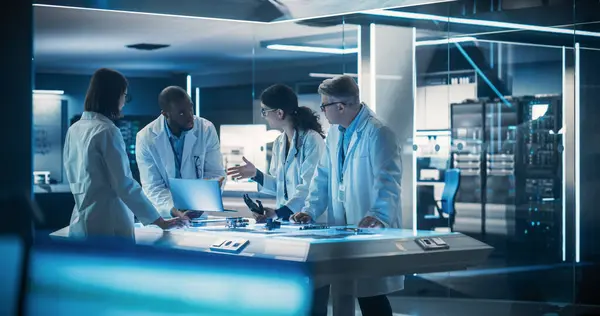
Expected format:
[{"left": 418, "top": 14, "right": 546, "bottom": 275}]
[{"left": 35, "top": 73, "right": 187, "bottom": 120}]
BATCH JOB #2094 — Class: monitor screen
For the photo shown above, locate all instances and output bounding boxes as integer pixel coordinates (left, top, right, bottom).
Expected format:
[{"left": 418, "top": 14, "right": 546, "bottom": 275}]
[{"left": 531, "top": 103, "right": 549, "bottom": 120}]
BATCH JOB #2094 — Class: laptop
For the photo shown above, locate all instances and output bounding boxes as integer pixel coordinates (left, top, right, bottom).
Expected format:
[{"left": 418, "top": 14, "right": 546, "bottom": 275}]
[{"left": 169, "top": 178, "right": 236, "bottom": 213}]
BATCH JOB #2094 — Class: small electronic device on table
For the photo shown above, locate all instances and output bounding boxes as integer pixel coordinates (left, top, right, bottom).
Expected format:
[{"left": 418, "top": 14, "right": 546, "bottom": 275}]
[{"left": 190, "top": 217, "right": 249, "bottom": 229}]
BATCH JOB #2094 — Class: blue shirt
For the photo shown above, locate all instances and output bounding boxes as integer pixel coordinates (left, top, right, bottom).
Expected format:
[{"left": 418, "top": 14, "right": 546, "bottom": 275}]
[
  {"left": 338, "top": 104, "right": 365, "bottom": 182},
  {"left": 164, "top": 120, "right": 187, "bottom": 178}
]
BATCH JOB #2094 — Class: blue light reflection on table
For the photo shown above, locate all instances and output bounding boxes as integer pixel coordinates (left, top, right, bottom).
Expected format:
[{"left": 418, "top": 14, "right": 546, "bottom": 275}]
[
  {"left": 26, "top": 239, "right": 312, "bottom": 316},
  {"left": 206, "top": 224, "right": 456, "bottom": 244}
]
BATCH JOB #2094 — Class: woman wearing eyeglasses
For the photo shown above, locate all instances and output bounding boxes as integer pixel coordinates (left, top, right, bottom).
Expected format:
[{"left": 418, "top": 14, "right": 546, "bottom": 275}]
[
  {"left": 64, "top": 68, "right": 186, "bottom": 242},
  {"left": 227, "top": 84, "right": 325, "bottom": 222}
]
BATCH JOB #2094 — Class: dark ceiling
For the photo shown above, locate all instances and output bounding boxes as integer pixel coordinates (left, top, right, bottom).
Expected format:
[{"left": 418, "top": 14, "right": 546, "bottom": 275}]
[
  {"left": 32, "top": 0, "right": 600, "bottom": 82},
  {"left": 298, "top": 0, "right": 600, "bottom": 49},
  {"left": 32, "top": 0, "right": 455, "bottom": 23}
]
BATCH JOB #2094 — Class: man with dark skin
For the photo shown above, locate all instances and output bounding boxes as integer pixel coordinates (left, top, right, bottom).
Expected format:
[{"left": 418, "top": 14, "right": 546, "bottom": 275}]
[{"left": 136, "top": 86, "right": 226, "bottom": 219}]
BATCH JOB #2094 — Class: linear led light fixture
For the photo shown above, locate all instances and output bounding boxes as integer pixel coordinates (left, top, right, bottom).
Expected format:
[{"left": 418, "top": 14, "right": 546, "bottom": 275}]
[
  {"left": 195, "top": 87, "right": 200, "bottom": 116},
  {"left": 370, "top": 23, "right": 377, "bottom": 113},
  {"left": 357, "top": 24, "right": 363, "bottom": 94},
  {"left": 415, "top": 130, "right": 452, "bottom": 137},
  {"left": 268, "top": 0, "right": 456, "bottom": 25},
  {"left": 561, "top": 46, "right": 566, "bottom": 262},
  {"left": 33, "top": 89, "right": 64, "bottom": 95},
  {"left": 309, "top": 73, "right": 358, "bottom": 78},
  {"left": 364, "top": 9, "right": 600, "bottom": 38},
  {"left": 266, "top": 44, "right": 358, "bottom": 54},
  {"left": 35, "top": 1, "right": 456, "bottom": 26},
  {"left": 186, "top": 75, "right": 192, "bottom": 97},
  {"left": 272, "top": 37, "right": 477, "bottom": 55},
  {"left": 475, "top": 38, "right": 600, "bottom": 52},
  {"left": 575, "top": 42, "right": 581, "bottom": 263},
  {"left": 411, "top": 27, "right": 417, "bottom": 236},
  {"left": 415, "top": 36, "right": 477, "bottom": 46}
]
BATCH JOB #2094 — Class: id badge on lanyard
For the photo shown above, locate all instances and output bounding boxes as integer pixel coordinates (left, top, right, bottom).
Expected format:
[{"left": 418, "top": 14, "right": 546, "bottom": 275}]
[
  {"left": 337, "top": 137, "right": 346, "bottom": 203},
  {"left": 338, "top": 182, "right": 346, "bottom": 203}
]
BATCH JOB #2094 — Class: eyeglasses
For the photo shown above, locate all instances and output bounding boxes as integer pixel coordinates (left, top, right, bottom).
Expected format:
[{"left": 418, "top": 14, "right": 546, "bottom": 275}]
[
  {"left": 320, "top": 101, "right": 344, "bottom": 112},
  {"left": 260, "top": 108, "right": 277, "bottom": 117}
]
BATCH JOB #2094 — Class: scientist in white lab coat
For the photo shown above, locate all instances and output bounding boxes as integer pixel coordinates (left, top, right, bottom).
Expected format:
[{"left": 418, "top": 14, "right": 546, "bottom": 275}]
[
  {"left": 136, "top": 86, "right": 226, "bottom": 219},
  {"left": 64, "top": 68, "right": 186, "bottom": 242},
  {"left": 226, "top": 84, "right": 325, "bottom": 221},
  {"left": 291, "top": 75, "right": 403, "bottom": 316}
]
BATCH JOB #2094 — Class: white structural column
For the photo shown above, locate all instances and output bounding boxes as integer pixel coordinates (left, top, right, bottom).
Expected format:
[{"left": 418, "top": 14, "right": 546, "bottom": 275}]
[{"left": 358, "top": 23, "right": 417, "bottom": 230}]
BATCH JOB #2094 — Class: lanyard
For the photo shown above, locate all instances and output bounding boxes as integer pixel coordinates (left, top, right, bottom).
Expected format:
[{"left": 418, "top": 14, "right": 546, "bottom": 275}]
[
  {"left": 193, "top": 156, "right": 201, "bottom": 178},
  {"left": 169, "top": 139, "right": 182, "bottom": 178},
  {"left": 338, "top": 131, "right": 346, "bottom": 184},
  {"left": 282, "top": 138, "right": 290, "bottom": 200},
  {"left": 337, "top": 133, "right": 347, "bottom": 205}
]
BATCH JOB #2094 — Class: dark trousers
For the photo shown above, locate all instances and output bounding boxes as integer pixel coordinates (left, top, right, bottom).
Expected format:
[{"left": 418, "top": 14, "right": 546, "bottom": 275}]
[{"left": 311, "top": 285, "right": 393, "bottom": 316}]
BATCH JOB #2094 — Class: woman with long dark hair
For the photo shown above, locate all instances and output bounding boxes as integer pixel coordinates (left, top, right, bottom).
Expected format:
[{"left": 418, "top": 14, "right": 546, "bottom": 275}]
[
  {"left": 227, "top": 84, "right": 325, "bottom": 221},
  {"left": 64, "top": 68, "right": 186, "bottom": 242}
]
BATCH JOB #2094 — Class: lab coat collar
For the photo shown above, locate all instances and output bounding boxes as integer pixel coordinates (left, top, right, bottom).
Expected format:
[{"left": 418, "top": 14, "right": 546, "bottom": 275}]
[
  {"left": 181, "top": 129, "right": 197, "bottom": 170},
  {"left": 284, "top": 129, "right": 304, "bottom": 164},
  {"left": 342, "top": 104, "right": 372, "bottom": 169},
  {"left": 151, "top": 115, "right": 198, "bottom": 137},
  {"left": 150, "top": 115, "right": 199, "bottom": 179},
  {"left": 164, "top": 118, "right": 188, "bottom": 140},
  {"left": 353, "top": 103, "right": 372, "bottom": 133},
  {"left": 81, "top": 111, "right": 114, "bottom": 124},
  {"left": 151, "top": 115, "right": 168, "bottom": 136},
  {"left": 150, "top": 116, "right": 175, "bottom": 179},
  {"left": 338, "top": 104, "right": 364, "bottom": 134}
]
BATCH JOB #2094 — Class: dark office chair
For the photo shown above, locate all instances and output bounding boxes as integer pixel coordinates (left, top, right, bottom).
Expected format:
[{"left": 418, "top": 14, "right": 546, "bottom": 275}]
[{"left": 421, "top": 169, "right": 461, "bottom": 232}]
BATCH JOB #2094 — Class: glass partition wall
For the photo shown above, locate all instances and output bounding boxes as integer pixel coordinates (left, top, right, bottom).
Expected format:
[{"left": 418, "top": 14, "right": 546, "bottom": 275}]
[
  {"left": 445, "top": 2, "right": 575, "bottom": 309},
  {"left": 574, "top": 3, "right": 600, "bottom": 307}
]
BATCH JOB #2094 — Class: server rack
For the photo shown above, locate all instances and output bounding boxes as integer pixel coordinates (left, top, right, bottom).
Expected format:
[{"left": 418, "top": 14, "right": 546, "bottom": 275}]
[
  {"left": 450, "top": 95, "right": 562, "bottom": 257},
  {"left": 514, "top": 96, "right": 562, "bottom": 255},
  {"left": 451, "top": 100, "right": 486, "bottom": 235}
]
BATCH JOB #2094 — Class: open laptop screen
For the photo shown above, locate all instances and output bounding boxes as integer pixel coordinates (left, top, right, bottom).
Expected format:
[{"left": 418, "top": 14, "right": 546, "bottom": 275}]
[{"left": 169, "top": 178, "right": 224, "bottom": 212}]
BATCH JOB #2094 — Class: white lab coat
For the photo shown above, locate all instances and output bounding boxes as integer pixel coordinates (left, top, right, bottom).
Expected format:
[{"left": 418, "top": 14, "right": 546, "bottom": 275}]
[
  {"left": 64, "top": 112, "right": 160, "bottom": 241},
  {"left": 302, "top": 105, "right": 404, "bottom": 297},
  {"left": 135, "top": 115, "right": 226, "bottom": 217},
  {"left": 259, "top": 129, "right": 325, "bottom": 213}
]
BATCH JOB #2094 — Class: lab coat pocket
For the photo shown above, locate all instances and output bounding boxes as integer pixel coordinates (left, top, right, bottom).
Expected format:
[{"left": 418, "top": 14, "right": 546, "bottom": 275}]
[
  {"left": 353, "top": 154, "right": 369, "bottom": 163},
  {"left": 69, "top": 182, "right": 85, "bottom": 195}
]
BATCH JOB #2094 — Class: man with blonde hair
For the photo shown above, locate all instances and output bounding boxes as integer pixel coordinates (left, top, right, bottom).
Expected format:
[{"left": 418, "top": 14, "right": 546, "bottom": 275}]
[{"left": 292, "top": 75, "right": 403, "bottom": 315}]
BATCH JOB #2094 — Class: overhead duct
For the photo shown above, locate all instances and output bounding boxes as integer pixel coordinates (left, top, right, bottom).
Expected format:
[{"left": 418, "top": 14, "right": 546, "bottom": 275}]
[{"left": 126, "top": 43, "right": 170, "bottom": 51}]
